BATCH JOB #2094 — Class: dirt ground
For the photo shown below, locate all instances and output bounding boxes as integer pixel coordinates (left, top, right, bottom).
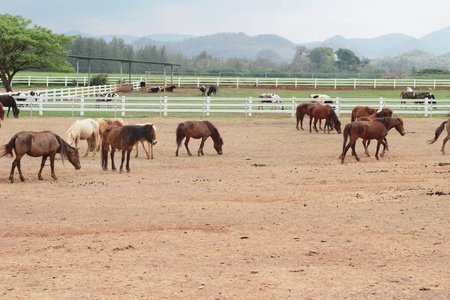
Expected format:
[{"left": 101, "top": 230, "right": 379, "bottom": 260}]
[{"left": 0, "top": 115, "right": 449, "bottom": 299}]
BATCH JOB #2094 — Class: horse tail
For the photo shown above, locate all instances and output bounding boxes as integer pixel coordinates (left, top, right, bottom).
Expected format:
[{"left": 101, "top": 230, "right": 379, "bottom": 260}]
[
  {"left": 54, "top": 134, "right": 66, "bottom": 166},
  {"left": 342, "top": 123, "right": 351, "bottom": 153},
  {"left": 295, "top": 105, "right": 302, "bottom": 129},
  {"left": 0, "top": 135, "right": 17, "bottom": 158},
  {"left": 176, "top": 123, "right": 186, "bottom": 146},
  {"left": 428, "top": 120, "right": 448, "bottom": 144}
]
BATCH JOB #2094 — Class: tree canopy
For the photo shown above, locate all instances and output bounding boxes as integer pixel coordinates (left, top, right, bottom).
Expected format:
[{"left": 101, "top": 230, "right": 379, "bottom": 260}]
[{"left": 0, "top": 14, "right": 75, "bottom": 91}]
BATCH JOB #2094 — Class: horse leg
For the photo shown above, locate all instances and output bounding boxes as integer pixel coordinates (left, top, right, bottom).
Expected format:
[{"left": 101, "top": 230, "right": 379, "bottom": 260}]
[
  {"left": 363, "top": 140, "right": 370, "bottom": 157},
  {"left": 150, "top": 142, "right": 153, "bottom": 159},
  {"left": 319, "top": 119, "right": 323, "bottom": 131},
  {"left": 110, "top": 148, "right": 116, "bottom": 171},
  {"left": 9, "top": 155, "right": 24, "bottom": 183},
  {"left": 83, "top": 138, "right": 90, "bottom": 157},
  {"left": 49, "top": 154, "right": 58, "bottom": 180},
  {"left": 380, "top": 139, "right": 388, "bottom": 157},
  {"left": 142, "top": 140, "right": 150, "bottom": 159},
  {"left": 184, "top": 136, "right": 192, "bottom": 156},
  {"left": 134, "top": 140, "right": 140, "bottom": 158},
  {"left": 119, "top": 149, "right": 126, "bottom": 173},
  {"left": 38, "top": 155, "right": 48, "bottom": 180},
  {"left": 126, "top": 149, "right": 132, "bottom": 173},
  {"left": 441, "top": 135, "right": 449, "bottom": 154},
  {"left": 313, "top": 118, "right": 319, "bottom": 133},
  {"left": 375, "top": 140, "right": 382, "bottom": 160},
  {"left": 198, "top": 137, "right": 207, "bottom": 156}
]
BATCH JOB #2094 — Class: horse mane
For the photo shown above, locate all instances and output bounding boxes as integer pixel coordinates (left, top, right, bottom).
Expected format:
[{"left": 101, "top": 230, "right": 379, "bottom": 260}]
[
  {"left": 376, "top": 117, "right": 400, "bottom": 128},
  {"left": 204, "top": 121, "right": 223, "bottom": 145},
  {"left": 121, "top": 125, "right": 153, "bottom": 145},
  {"left": 54, "top": 133, "right": 67, "bottom": 165}
]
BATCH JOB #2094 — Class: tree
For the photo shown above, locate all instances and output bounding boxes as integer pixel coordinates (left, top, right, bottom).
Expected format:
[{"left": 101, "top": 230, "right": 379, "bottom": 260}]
[
  {"left": 334, "top": 48, "right": 360, "bottom": 71},
  {"left": 308, "top": 47, "right": 335, "bottom": 72},
  {"left": 0, "top": 14, "right": 75, "bottom": 92}
]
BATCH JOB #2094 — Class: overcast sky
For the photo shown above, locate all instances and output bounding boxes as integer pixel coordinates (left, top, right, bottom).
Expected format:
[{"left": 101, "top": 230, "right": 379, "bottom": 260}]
[{"left": 2, "top": 0, "right": 450, "bottom": 43}]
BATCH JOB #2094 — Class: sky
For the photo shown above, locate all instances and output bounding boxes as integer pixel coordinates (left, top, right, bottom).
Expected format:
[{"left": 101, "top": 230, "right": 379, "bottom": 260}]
[{"left": 2, "top": 0, "right": 450, "bottom": 43}]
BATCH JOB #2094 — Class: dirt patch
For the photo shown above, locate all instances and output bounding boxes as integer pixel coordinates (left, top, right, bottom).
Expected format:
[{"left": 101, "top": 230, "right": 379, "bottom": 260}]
[{"left": 0, "top": 116, "right": 449, "bottom": 299}]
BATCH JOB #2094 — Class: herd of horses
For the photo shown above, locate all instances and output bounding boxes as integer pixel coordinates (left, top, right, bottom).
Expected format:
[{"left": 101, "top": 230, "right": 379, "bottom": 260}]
[{"left": 0, "top": 90, "right": 449, "bottom": 182}]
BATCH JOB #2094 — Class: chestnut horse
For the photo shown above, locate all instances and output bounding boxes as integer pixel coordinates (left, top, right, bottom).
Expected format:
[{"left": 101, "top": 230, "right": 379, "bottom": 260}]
[
  {"left": 0, "top": 131, "right": 81, "bottom": 182},
  {"left": 175, "top": 121, "right": 223, "bottom": 156},
  {"left": 101, "top": 124, "right": 156, "bottom": 173},
  {"left": 96, "top": 118, "right": 128, "bottom": 151},
  {"left": 296, "top": 103, "right": 318, "bottom": 130},
  {"left": 308, "top": 104, "right": 341, "bottom": 134},
  {"left": 351, "top": 106, "right": 377, "bottom": 122},
  {"left": 428, "top": 119, "right": 450, "bottom": 154},
  {"left": 339, "top": 117, "right": 406, "bottom": 163},
  {"left": 356, "top": 108, "right": 393, "bottom": 121}
]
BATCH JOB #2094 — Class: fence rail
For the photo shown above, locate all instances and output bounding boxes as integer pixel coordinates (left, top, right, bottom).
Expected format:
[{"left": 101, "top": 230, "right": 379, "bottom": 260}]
[{"left": 10, "top": 75, "right": 450, "bottom": 89}]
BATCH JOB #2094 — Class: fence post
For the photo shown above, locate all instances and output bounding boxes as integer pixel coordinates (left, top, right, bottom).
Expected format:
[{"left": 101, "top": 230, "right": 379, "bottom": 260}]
[
  {"left": 121, "top": 96, "right": 126, "bottom": 117},
  {"left": 275, "top": 78, "right": 278, "bottom": 87},
  {"left": 256, "top": 78, "right": 259, "bottom": 87},
  {"left": 65, "top": 76, "right": 68, "bottom": 87},
  {"left": 295, "top": 78, "right": 298, "bottom": 88},
  {"left": 354, "top": 78, "right": 357, "bottom": 89},
  {"left": 236, "top": 78, "right": 239, "bottom": 89},
  {"left": 80, "top": 96, "right": 84, "bottom": 117},
  {"left": 28, "top": 76, "right": 31, "bottom": 87},
  {"left": 291, "top": 97, "right": 296, "bottom": 118},
  {"left": 413, "top": 79, "right": 416, "bottom": 88},
  {"left": 248, "top": 97, "right": 253, "bottom": 117},
  {"left": 206, "top": 96, "right": 211, "bottom": 116},
  {"left": 314, "top": 78, "right": 317, "bottom": 89},
  {"left": 393, "top": 78, "right": 396, "bottom": 89},
  {"left": 46, "top": 76, "right": 49, "bottom": 87},
  {"left": 39, "top": 95, "right": 44, "bottom": 116},
  {"left": 433, "top": 79, "right": 436, "bottom": 89},
  {"left": 164, "top": 96, "right": 168, "bottom": 117},
  {"left": 334, "top": 78, "right": 337, "bottom": 89},
  {"left": 197, "top": 77, "right": 200, "bottom": 87},
  {"left": 335, "top": 97, "right": 340, "bottom": 117},
  {"left": 380, "top": 97, "right": 385, "bottom": 110},
  {"left": 424, "top": 98, "right": 429, "bottom": 117}
]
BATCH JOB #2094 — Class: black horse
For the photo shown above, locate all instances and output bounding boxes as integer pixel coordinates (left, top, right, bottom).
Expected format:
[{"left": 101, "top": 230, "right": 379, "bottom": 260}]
[
  {"left": 414, "top": 92, "right": 436, "bottom": 106},
  {"left": 0, "top": 95, "right": 20, "bottom": 118},
  {"left": 164, "top": 85, "right": 176, "bottom": 92},
  {"left": 207, "top": 85, "right": 218, "bottom": 96}
]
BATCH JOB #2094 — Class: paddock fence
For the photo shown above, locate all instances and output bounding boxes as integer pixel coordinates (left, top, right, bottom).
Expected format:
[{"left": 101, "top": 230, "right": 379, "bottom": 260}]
[{"left": 9, "top": 75, "right": 450, "bottom": 90}]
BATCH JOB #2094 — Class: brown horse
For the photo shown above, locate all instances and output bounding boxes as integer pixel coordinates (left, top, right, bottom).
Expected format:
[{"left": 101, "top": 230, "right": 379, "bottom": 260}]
[
  {"left": 308, "top": 104, "right": 341, "bottom": 134},
  {"left": 0, "top": 95, "right": 20, "bottom": 118},
  {"left": 134, "top": 122, "right": 158, "bottom": 159},
  {"left": 339, "top": 117, "right": 406, "bottom": 163},
  {"left": 0, "top": 131, "right": 81, "bottom": 182},
  {"left": 96, "top": 118, "right": 128, "bottom": 151},
  {"left": 356, "top": 108, "right": 393, "bottom": 121},
  {"left": 175, "top": 121, "right": 223, "bottom": 156},
  {"left": 296, "top": 103, "right": 317, "bottom": 130},
  {"left": 101, "top": 124, "right": 156, "bottom": 173},
  {"left": 351, "top": 106, "right": 377, "bottom": 122},
  {"left": 428, "top": 119, "right": 450, "bottom": 154}
]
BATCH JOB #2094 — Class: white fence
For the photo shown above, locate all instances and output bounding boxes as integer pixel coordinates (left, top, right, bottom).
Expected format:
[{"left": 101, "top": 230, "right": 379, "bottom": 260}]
[{"left": 10, "top": 75, "right": 450, "bottom": 89}]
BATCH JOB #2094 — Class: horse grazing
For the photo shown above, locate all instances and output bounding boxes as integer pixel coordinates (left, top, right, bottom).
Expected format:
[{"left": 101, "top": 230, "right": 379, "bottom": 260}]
[
  {"left": 175, "top": 121, "right": 223, "bottom": 156},
  {"left": 0, "top": 95, "right": 20, "bottom": 118},
  {"left": 428, "top": 119, "right": 450, "bottom": 154},
  {"left": 351, "top": 106, "right": 378, "bottom": 122},
  {"left": 259, "top": 93, "right": 284, "bottom": 110},
  {"left": 96, "top": 118, "right": 128, "bottom": 151},
  {"left": 134, "top": 122, "right": 158, "bottom": 159},
  {"left": 308, "top": 104, "right": 341, "bottom": 134},
  {"left": 65, "top": 119, "right": 100, "bottom": 157},
  {"left": 199, "top": 85, "right": 207, "bottom": 96},
  {"left": 101, "top": 124, "right": 156, "bottom": 173},
  {"left": 296, "top": 103, "right": 317, "bottom": 130},
  {"left": 339, "top": 117, "right": 406, "bottom": 163},
  {"left": 0, "top": 131, "right": 81, "bottom": 183},
  {"left": 207, "top": 85, "right": 218, "bottom": 96}
]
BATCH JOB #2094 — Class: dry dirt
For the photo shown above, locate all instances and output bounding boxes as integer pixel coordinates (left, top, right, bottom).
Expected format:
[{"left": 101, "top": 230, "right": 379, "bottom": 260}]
[{"left": 0, "top": 115, "right": 449, "bottom": 299}]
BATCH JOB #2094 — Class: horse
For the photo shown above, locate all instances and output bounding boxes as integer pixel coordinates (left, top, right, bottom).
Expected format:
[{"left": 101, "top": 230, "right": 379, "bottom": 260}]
[
  {"left": 351, "top": 106, "right": 378, "bottom": 122},
  {"left": 134, "top": 122, "right": 158, "bottom": 159},
  {"left": 65, "top": 119, "right": 100, "bottom": 157},
  {"left": 296, "top": 103, "right": 318, "bottom": 130},
  {"left": 308, "top": 104, "right": 341, "bottom": 134},
  {"left": 0, "top": 131, "right": 81, "bottom": 183},
  {"left": 207, "top": 85, "right": 218, "bottom": 96},
  {"left": 339, "top": 117, "right": 406, "bottom": 163},
  {"left": 356, "top": 108, "right": 393, "bottom": 121},
  {"left": 0, "top": 102, "right": 4, "bottom": 121},
  {"left": 164, "top": 85, "right": 176, "bottom": 92},
  {"left": 414, "top": 92, "right": 436, "bottom": 106},
  {"left": 428, "top": 119, "right": 450, "bottom": 154},
  {"left": 175, "top": 121, "right": 223, "bottom": 156},
  {"left": 199, "top": 85, "right": 207, "bottom": 96},
  {"left": 96, "top": 118, "right": 128, "bottom": 151},
  {"left": 310, "top": 94, "right": 333, "bottom": 104},
  {"left": 259, "top": 93, "right": 284, "bottom": 110},
  {"left": 0, "top": 95, "right": 20, "bottom": 118},
  {"left": 101, "top": 124, "right": 156, "bottom": 173},
  {"left": 148, "top": 87, "right": 161, "bottom": 93}
]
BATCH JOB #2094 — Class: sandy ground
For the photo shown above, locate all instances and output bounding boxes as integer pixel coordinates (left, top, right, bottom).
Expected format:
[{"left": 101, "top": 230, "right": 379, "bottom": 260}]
[{"left": 0, "top": 115, "right": 449, "bottom": 299}]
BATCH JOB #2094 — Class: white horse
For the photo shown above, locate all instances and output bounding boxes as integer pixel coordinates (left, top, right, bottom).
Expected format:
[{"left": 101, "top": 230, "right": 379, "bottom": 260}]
[
  {"left": 65, "top": 119, "right": 100, "bottom": 157},
  {"left": 259, "top": 93, "right": 284, "bottom": 110},
  {"left": 134, "top": 122, "right": 158, "bottom": 159}
]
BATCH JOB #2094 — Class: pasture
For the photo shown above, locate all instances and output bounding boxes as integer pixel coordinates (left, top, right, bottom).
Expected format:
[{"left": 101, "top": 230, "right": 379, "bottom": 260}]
[{"left": 0, "top": 116, "right": 449, "bottom": 299}]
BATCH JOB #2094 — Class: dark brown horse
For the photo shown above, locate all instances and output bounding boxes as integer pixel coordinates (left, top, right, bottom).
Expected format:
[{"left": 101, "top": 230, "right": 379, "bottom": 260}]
[
  {"left": 351, "top": 106, "right": 377, "bottom": 122},
  {"left": 175, "top": 121, "right": 223, "bottom": 156},
  {"left": 339, "top": 117, "right": 406, "bottom": 163},
  {"left": 101, "top": 124, "right": 156, "bottom": 173},
  {"left": 308, "top": 104, "right": 341, "bottom": 134},
  {"left": 428, "top": 119, "right": 450, "bottom": 154},
  {"left": 356, "top": 108, "right": 393, "bottom": 121},
  {"left": 296, "top": 103, "right": 317, "bottom": 130},
  {"left": 0, "top": 95, "right": 20, "bottom": 118},
  {"left": 0, "top": 131, "right": 81, "bottom": 183}
]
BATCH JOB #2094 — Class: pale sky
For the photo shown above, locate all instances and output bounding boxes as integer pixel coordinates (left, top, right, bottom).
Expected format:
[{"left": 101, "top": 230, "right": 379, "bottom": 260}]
[{"left": 2, "top": 0, "right": 450, "bottom": 43}]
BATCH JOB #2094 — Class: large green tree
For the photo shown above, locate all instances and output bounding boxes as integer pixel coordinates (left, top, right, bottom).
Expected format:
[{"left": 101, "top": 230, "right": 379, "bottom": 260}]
[
  {"left": 0, "top": 14, "right": 74, "bottom": 92},
  {"left": 334, "top": 48, "right": 360, "bottom": 71}
]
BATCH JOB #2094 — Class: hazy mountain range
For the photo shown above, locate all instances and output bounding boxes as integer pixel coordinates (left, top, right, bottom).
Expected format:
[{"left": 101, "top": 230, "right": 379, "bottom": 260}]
[{"left": 66, "top": 26, "right": 450, "bottom": 61}]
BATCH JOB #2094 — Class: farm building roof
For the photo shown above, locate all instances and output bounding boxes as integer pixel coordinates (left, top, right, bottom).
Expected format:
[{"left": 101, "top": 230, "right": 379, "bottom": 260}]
[{"left": 67, "top": 55, "right": 181, "bottom": 67}]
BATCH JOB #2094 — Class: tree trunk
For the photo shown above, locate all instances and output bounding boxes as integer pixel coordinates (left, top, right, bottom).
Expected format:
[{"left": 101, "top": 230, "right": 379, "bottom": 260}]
[{"left": 0, "top": 75, "right": 13, "bottom": 92}]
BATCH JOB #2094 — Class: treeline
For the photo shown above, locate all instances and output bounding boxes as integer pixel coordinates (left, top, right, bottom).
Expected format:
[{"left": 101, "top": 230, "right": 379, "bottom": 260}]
[{"left": 66, "top": 37, "right": 450, "bottom": 77}]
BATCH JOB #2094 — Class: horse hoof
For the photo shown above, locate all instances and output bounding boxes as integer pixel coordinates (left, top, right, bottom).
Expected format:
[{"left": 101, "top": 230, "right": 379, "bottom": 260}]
[{"left": 127, "top": 169, "right": 131, "bottom": 173}]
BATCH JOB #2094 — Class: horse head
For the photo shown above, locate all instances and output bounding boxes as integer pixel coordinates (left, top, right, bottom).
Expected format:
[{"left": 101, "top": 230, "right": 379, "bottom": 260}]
[
  {"left": 395, "top": 118, "right": 406, "bottom": 136},
  {"left": 66, "top": 145, "right": 81, "bottom": 170},
  {"left": 213, "top": 137, "right": 223, "bottom": 155}
]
